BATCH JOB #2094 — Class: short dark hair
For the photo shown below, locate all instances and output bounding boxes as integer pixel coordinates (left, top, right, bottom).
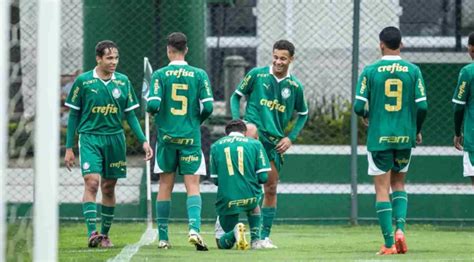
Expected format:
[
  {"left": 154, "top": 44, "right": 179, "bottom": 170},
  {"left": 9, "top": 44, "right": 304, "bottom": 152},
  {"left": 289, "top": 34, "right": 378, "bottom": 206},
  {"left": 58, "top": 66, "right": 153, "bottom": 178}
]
[
  {"left": 468, "top": 32, "right": 474, "bottom": 46},
  {"left": 95, "top": 40, "right": 118, "bottom": 57},
  {"left": 273, "top": 40, "right": 295, "bottom": 56},
  {"left": 379, "top": 26, "right": 402, "bottom": 50},
  {"left": 225, "top": 120, "right": 247, "bottom": 135},
  {"left": 167, "top": 32, "right": 187, "bottom": 52}
]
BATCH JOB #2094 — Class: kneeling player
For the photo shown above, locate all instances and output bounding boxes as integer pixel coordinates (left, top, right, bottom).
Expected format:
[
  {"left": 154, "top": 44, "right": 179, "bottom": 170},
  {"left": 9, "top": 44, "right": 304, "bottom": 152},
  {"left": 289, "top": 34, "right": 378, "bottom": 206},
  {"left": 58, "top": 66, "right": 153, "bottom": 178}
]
[{"left": 210, "top": 120, "right": 271, "bottom": 250}]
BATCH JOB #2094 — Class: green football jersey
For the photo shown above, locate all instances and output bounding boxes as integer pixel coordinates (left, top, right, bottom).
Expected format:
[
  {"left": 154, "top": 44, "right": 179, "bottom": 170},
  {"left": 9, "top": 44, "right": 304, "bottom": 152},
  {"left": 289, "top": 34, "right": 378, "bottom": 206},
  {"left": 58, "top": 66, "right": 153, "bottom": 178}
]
[
  {"left": 148, "top": 61, "right": 213, "bottom": 146},
  {"left": 210, "top": 132, "right": 271, "bottom": 216},
  {"left": 235, "top": 66, "right": 308, "bottom": 143},
  {"left": 355, "top": 56, "right": 427, "bottom": 151},
  {"left": 65, "top": 69, "right": 139, "bottom": 135},
  {"left": 452, "top": 63, "right": 474, "bottom": 151}
]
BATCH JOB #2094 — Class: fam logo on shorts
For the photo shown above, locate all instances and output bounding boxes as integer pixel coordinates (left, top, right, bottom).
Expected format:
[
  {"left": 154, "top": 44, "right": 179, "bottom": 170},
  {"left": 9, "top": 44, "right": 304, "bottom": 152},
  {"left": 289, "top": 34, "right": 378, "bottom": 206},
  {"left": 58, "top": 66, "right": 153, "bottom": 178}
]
[
  {"left": 82, "top": 162, "right": 90, "bottom": 170},
  {"left": 112, "top": 88, "right": 121, "bottom": 99},
  {"left": 281, "top": 87, "right": 291, "bottom": 99}
]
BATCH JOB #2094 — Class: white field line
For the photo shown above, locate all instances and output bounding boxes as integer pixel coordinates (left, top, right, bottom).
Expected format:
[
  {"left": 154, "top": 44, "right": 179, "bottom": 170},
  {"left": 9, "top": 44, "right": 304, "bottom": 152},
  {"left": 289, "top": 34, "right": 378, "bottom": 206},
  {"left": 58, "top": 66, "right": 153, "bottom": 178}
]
[{"left": 107, "top": 228, "right": 156, "bottom": 262}]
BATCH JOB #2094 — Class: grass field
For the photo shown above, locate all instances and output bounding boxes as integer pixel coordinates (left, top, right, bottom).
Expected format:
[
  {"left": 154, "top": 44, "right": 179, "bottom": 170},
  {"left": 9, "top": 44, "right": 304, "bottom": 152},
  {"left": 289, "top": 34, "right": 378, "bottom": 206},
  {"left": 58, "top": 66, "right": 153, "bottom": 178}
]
[{"left": 7, "top": 221, "right": 474, "bottom": 261}]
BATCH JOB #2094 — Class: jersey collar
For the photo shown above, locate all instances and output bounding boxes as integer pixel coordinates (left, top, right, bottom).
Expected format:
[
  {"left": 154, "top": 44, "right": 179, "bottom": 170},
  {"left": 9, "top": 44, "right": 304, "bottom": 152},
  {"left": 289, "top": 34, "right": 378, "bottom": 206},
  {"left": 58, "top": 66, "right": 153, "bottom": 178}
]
[
  {"left": 228, "top": 132, "right": 244, "bottom": 137},
  {"left": 269, "top": 65, "right": 291, "bottom": 83},
  {"left": 381, "top": 55, "right": 402, "bottom": 60},
  {"left": 93, "top": 67, "right": 116, "bottom": 80},
  {"left": 169, "top": 60, "right": 188, "bottom": 66}
]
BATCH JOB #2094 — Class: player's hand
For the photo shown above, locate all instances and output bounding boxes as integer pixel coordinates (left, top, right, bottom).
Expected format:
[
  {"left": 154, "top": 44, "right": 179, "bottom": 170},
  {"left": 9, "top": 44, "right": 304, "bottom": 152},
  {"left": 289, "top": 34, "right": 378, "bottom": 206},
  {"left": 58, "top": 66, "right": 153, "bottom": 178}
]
[
  {"left": 416, "top": 133, "right": 423, "bottom": 144},
  {"left": 276, "top": 137, "right": 292, "bottom": 154},
  {"left": 454, "top": 135, "right": 463, "bottom": 151},
  {"left": 362, "top": 117, "right": 369, "bottom": 127},
  {"left": 64, "top": 149, "right": 75, "bottom": 172},
  {"left": 142, "top": 141, "right": 153, "bottom": 161}
]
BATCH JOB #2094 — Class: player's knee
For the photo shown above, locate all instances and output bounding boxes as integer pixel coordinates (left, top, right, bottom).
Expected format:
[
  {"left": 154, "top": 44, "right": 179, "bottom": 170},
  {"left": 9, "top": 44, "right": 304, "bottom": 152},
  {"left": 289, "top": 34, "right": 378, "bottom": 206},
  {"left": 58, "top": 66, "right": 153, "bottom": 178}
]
[
  {"left": 264, "top": 183, "right": 278, "bottom": 196},
  {"left": 245, "top": 123, "right": 258, "bottom": 139},
  {"left": 84, "top": 179, "right": 99, "bottom": 194}
]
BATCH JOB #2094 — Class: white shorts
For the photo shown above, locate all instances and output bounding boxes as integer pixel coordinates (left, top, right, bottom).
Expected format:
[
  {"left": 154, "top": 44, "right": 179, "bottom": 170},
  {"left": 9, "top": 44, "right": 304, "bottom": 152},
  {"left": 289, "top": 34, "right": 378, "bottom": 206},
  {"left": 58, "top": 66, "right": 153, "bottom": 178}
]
[{"left": 463, "top": 152, "right": 474, "bottom": 177}]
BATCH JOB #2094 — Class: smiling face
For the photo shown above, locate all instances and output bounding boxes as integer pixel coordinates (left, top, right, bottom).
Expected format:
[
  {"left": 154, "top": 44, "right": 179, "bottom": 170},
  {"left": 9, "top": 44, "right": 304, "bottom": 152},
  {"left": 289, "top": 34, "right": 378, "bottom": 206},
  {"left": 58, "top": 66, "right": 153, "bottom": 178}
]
[
  {"left": 96, "top": 47, "right": 119, "bottom": 75},
  {"left": 271, "top": 49, "right": 293, "bottom": 78}
]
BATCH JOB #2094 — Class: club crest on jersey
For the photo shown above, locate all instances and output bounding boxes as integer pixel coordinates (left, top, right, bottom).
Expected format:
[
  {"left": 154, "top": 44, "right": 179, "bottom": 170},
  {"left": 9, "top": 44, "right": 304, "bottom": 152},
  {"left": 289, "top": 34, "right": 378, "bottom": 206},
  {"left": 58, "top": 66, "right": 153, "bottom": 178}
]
[
  {"left": 83, "top": 162, "right": 90, "bottom": 170},
  {"left": 112, "top": 88, "right": 121, "bottom": 99},
  {"left": 281, "top": 87, "right": 291, "bottom": 99}
]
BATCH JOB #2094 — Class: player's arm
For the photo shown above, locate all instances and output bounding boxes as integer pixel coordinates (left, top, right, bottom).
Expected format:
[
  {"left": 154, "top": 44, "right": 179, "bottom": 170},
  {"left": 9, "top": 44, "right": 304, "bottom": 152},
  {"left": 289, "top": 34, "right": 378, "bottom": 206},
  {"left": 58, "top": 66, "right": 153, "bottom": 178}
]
[
  {"left": 146, "top": 73, "right": 163, "bottom": 114},
  {"left": 125, "top": 81, "right": 153, "bottom": 160},
  {"left": 452, "top": 67, "right": 470, "bottom": 149},
  {"left": 209, "top": 147, "right": 218, "bottom": 186},
  {"left": 414, "top": 68, "right": 428, "bottom": 135},
  {"left": 288, "top": 85, "right": 309, "bottom": 142},
  {"left": 199, "top": 71, "right": 214, "bottom": 123},
  {"left": 354, "top": 69, "right": 369, "bottom": 118},
  {"left": 256, "top": 143, "right": 271, "bottom": 184},
  {"left": 64, "top": 78, "right": 83, "bottom": 170},
  {"left": 230, "top": 70, "right": 255, "bottom": 119}
]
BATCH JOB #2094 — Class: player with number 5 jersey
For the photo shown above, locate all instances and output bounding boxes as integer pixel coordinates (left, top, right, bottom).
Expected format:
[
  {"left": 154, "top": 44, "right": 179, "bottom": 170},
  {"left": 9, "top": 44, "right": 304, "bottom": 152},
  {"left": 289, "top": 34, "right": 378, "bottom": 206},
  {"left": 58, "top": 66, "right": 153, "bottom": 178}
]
[{"left": 146, "top": 32, "right": 213, "bottom": 251}]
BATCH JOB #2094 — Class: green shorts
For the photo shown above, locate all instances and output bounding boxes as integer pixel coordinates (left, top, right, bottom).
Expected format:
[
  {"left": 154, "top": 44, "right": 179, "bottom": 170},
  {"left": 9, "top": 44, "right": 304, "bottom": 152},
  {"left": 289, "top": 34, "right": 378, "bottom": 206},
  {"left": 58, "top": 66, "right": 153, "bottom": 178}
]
[
  {"left": 154, "top": 142, "right": 206, "bottom": 175},
  {"left": 367, "top": 149, "right": 412, "bottom": 176},
  {"left": 79, "top": 132, "right": 127, "bottom": 179},
  {"left": 258, "top": 132, "right": 283, "bottom": 172}
]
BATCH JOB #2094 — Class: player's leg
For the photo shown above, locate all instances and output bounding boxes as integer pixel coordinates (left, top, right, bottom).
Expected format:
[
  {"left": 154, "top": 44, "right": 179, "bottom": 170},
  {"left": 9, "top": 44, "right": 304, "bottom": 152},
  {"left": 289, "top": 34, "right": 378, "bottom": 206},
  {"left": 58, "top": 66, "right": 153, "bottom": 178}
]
[
  {"left": 154, "top": 143, "right": 178, "bottom": 248},
  {"left": 390, "top": 149, "right": 411, "bottom": 254},
  {"left": 216, "top": 214, "right": 240, "bottom": 249},
  {"left": 368, "top": 150, "right": 397, "bottom": 255},
  {"left": 98, "top": 133, "right": 127, "bottom": 248},
  {"left": 247, "top": 206, "right": 264, "bottom": 249},
  {"left": 245, "top": 123, "right": 258, "bottom": 139},
  {"left": 99, "top": 178, "right": 118, "bottom": 248},
  {"left": 261, "top": 161, "right": 279, "bottom": 247},
  {"left": 79, "top": 133, "right": 104, "bottom": 247},
  {"left": 181, "top": 147, "right": 208, "bottom": 251}
]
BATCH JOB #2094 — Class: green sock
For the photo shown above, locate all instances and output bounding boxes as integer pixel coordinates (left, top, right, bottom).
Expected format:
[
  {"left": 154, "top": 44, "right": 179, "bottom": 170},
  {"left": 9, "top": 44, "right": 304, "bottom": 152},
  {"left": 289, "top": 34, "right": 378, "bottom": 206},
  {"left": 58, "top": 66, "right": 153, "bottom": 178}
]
[
  {"left": 392, "top": 191, "right": 408, "bottom": 232},
  {"left": 247, "top": 212, "right": 261, "bottom": 242},
  {"left": 261, "top": 207, "right": 276, "bottom": 239},
  {"left": 376, "top": 201, "right": 394, "bottom": 248},
  {"left": 156, "top": 200, "right": 171, "bottom": 241},
  {"left": 100, "top": 205, "right": 115, "bottom": 236},
  {"left": 187, "top": 195, "right": 202, "bottom": 232},
  {"left": 82, "top": 202, "right": 97, "bottom": 237},
  {"left": 218, "top": 231, "right": 236, "bottom": 249}
]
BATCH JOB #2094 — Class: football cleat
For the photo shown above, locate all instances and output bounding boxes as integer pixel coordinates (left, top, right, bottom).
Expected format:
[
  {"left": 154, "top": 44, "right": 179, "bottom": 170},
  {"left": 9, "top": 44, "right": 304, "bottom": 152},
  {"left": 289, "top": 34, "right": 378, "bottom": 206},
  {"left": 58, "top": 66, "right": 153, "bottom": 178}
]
[
  {"left": 376, "top": 245, "right": 398, "bottom": 255},
  {"left": 188, "top": 229, "right": 209, "bottom": 251},
  {"left": 87, "top": 231, "right": 103, "bottom": 248},
  {"left": 158, "top": 240, "right": 171, "bottom": 249},
  {"left": 233, "top": 223, "right": 249, "bottom": 250},
  {"left": 395, "top": 229, "right": 408, "bottom": 254},
  {"left": 99, "top": 235, "right": 114, "bottom": 248},
  {"left": 250, "top": 240, "right": 266, "bottom": 249},
  {"left": 261, "top": 237, "right": 278, "bottom": 249}
]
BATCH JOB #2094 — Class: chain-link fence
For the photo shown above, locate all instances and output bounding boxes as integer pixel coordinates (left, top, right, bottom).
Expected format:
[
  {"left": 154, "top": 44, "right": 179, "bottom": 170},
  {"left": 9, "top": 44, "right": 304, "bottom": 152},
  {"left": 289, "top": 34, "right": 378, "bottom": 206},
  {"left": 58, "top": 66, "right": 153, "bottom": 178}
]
[{"left": 5, "top": 0, "right": 474, "bottom": 235}]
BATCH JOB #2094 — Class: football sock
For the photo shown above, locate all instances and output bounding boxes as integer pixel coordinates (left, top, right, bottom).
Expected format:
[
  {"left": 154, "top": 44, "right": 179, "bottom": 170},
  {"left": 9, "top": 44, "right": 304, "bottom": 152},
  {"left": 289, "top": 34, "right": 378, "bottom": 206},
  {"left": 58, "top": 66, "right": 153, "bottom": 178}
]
[
  {"left": 247, "top": 212, "right": 261, "bottom": 242},
  {"left": 82, "top": 202, "right": 97, "bottom": 237},
  {"left": 261, "top": 207, "right": 276, "bottom": 239},
  {"left": 218, "top": 231, "right": 236, "bottom": 249},
  {"left": 156, "top": 200, "right": 171, "bottom": 241},
  {"left": 100, "top": 205, "right": 115, "bottom": 236},
  {"left": 392, "top": 191, "right": 408, "bottom": 232},
  {"left": 376, "top": 201, "right": 394, "bottom": 248},
  {"left": 187, "top": 195, "right": 202, "bottom": 232}
]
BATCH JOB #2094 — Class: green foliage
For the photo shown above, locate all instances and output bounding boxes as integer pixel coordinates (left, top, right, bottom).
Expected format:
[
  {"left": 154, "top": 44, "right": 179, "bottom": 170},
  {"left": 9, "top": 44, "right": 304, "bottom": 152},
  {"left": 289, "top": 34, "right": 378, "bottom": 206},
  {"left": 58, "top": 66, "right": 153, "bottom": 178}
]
[{"left": 287, "top": 96, "right": 367, "bottom": 145}]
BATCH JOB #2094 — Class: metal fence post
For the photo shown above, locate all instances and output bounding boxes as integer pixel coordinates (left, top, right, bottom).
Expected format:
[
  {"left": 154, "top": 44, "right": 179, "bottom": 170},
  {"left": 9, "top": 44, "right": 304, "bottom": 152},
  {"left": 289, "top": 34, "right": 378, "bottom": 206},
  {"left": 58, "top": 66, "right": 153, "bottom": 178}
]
[
  {"left": 224, "top": 56, "right": 247, "bottom": 117},
  {"left": 350, "top": 0, "right": 361, "bottom": 226}
]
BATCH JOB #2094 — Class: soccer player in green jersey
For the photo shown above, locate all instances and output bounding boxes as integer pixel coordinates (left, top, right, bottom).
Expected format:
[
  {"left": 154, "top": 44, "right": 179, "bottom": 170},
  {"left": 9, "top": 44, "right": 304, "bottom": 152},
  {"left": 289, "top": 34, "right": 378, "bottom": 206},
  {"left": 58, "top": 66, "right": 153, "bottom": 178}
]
[
  {"left": 230, "top": 40, "right": 308, "bottom": 247},
  {"left": 354, "top": 27, "right": 428, "bottom": 255},
  {"left": 64, "top": 40, "right": 153, "bottom": 248},
  {"left": 146, "top": 32, "right": 213, "bottom": 251},
  {"left": 211, "top": 120, "right": 271, "bottom": 250},
  {"left": 453, "top": 32, "right": 474, "bottom": 187}
]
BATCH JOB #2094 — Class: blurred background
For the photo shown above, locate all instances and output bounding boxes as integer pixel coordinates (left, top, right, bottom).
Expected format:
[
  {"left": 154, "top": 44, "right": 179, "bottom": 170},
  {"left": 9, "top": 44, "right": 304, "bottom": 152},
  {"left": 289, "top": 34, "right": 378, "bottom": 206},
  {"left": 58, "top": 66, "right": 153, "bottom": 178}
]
[{"left": 5, "top": 0, "right": 474, "bottom": 235}]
